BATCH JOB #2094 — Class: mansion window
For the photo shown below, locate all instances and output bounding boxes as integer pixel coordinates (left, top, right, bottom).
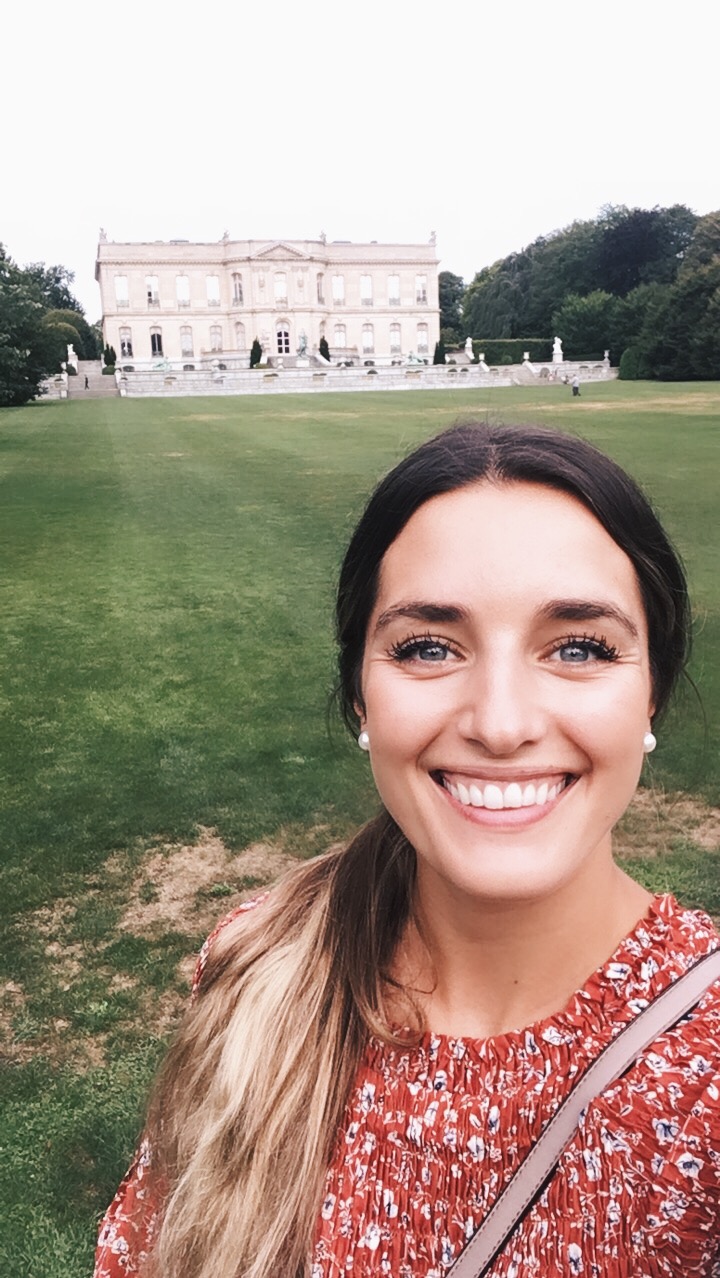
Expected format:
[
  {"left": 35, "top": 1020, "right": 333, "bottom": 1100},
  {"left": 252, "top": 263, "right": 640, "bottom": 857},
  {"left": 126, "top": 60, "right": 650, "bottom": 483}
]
[
  {"left": 114, "top": 275, "right": 129, "bottom": 307},
  {"left": 274, "top": 272, "right": 288, "bottom": 305},
  {"left": 388, "top": 274, "right": 400, "bottom": 306},
  {"left": 119, "top": 327, "right": 133, "bottom": 358},
  {"left": 360, "top": 275, "right": 373, "bottom": 307},
  {"left": 206, "top": 275, "right": 221, "bottom": 307},
  {"left": 416, "top": 323, "right": 429, "bottom": 355},
  {"left": 150, "top": 328, "right": 163, "bottom": 356},
  {"left": 333, "top": 323, "right": 346, "bottom": 348},
  {"left": 389, "top": 323, "right": 401, "bottom": 354},
  {"left": 276, "top": 326, "right": 290, "bottom": 354},
  {"left": 232, "top": 273, "right": 244, "bottom": 305},
  {"left": 362, "top": 323, "right": 374, "bottom": 354},
  {"left": 332, "top": 274, "right": 345, "bottom": 305},
  {"left": 176, "top": 275, "right": 191, "bottom": 307},
  {"left": 415, "top": 274, "right": 428, "bottom": 305},
  {"left": 235, "top": 321, "right": 246, "bottom": 350},
  {"left": 316, "top": 272, "right": 325, "bottom": 304},
  {"left": 210, "top": 325, "right": 223, "bottom": 353},
  {"left": 180, "top": 326, "right": 194, "bottom": 358},
  {"left": 146, "top": 275, "right": 160, "bottom": 307}
]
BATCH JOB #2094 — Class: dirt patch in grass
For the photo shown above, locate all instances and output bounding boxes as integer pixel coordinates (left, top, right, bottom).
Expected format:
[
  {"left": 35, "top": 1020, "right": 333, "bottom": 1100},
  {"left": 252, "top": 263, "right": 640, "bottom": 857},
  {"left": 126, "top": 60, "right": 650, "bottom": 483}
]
[
  {"left": 615, "top": 788, "right": 720, "bottom": 858},
  {"left": 118, "top": 826, "right": 304, "bottom": 938}
]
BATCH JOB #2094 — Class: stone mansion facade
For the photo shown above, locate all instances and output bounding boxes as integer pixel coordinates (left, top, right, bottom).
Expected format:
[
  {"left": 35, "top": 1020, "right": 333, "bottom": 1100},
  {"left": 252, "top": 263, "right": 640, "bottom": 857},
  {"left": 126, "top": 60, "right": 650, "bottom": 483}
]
[{"left": 95, "top": 234, "right": 440, "bottom": 368}]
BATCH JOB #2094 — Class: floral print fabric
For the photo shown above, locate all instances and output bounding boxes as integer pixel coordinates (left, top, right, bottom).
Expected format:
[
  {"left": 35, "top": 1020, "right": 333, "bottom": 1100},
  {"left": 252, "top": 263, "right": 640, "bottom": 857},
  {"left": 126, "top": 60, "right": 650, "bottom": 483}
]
[{"left": 95, "top": 895, "right": 720, "bottom": 1277}]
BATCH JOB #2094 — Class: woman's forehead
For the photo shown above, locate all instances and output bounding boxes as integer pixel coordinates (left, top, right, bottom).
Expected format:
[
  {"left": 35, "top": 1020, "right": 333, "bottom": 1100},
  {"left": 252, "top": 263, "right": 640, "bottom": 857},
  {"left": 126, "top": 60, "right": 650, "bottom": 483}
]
[{"left": 374, "top": 481, "right": 646, "bottom": 622}]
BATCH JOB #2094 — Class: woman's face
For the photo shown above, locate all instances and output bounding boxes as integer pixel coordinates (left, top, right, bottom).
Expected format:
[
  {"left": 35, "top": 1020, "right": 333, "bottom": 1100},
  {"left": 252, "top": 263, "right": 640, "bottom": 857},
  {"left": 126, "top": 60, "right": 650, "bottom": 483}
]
[{"left": 359, "top": 481, "right": 654, "bottom": 905}]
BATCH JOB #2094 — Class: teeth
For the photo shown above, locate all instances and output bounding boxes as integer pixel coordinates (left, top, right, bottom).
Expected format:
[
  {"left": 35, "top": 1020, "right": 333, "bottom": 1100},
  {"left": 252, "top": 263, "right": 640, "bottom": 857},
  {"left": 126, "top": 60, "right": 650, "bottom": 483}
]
[{"left": 445, "top": 775, "right": 568, "bottom": 811}]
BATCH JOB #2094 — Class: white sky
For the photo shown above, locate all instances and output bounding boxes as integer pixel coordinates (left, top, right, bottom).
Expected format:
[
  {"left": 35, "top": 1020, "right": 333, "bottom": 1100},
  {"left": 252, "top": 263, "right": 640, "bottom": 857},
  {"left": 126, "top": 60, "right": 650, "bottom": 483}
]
[{"left": 3, "top": 0, "right": 718, "bottom": 320}]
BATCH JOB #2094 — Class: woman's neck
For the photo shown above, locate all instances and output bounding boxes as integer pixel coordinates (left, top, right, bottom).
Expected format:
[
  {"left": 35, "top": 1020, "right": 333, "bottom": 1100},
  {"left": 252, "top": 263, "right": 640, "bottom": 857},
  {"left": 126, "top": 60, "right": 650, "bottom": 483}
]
[{"left": 391, "top": 861, "right": 653, "bottom": 1040}]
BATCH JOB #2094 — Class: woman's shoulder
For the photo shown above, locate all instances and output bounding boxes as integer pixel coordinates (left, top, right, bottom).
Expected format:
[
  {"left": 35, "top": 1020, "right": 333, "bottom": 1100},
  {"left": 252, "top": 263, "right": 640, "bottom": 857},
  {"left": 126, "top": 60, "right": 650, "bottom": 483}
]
[{"left": 192, "top": 894, "right": 270, "bottom": 997}]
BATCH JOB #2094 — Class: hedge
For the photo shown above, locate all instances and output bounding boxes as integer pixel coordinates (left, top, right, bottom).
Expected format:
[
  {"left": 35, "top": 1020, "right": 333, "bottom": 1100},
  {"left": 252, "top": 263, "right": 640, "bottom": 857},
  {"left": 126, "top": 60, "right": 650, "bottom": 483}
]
[{"left": 470, "top": 339, "right": 553, "bottom": 365}]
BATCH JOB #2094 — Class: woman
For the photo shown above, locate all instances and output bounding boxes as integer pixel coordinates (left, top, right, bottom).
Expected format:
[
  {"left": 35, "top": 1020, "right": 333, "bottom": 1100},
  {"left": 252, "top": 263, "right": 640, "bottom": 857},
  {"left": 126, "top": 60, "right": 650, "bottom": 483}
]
[{"left": 95, "top": 423, "right": 720, "bottom": 1277}]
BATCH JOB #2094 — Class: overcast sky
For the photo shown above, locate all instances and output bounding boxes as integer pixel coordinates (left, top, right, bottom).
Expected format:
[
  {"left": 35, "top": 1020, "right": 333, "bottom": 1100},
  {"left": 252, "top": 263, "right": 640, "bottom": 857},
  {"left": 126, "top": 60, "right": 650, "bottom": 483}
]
[{"left": 3, "top": 0, "right": 718, "bottom": 319}]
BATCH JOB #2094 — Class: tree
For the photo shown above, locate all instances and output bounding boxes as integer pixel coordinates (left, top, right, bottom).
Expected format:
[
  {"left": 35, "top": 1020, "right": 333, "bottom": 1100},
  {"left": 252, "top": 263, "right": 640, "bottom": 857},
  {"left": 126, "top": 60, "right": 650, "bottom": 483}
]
[
  {"left": 551, "top": 291, "right": 618, "bottom": 360},
  {"left": 594, "top": 205, "right": 697, "bottom": 296},
  {"left": 319, "top": 335, "right": 331, "bottom": 362},
  {"left": 438, "top": 271, "right": 465, "bottom": 343},
  {"left": 22, "top": 261, "right": 83, "bottom": 312},
  {"left": 0, "top": 254, "right": 60, "bottom": 406},
  {"left": 433, "top": 338, "right": 446, "bottom": 365},
  {"left": 103, "top": 344, "right": 117, "bottom": 367},
  {"left": 43, "top": 308, "right": 100, "bottom": 359},
  {"left": 249, "top": 337, "right": 262, "bottom": 368}
]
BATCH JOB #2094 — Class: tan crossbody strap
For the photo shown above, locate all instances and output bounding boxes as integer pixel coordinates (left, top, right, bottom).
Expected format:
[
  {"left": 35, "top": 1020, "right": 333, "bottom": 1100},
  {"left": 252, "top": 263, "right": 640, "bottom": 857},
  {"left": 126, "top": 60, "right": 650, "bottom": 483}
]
[{"left": 447, "top": 946, "right": 720, "bottom": 1278}]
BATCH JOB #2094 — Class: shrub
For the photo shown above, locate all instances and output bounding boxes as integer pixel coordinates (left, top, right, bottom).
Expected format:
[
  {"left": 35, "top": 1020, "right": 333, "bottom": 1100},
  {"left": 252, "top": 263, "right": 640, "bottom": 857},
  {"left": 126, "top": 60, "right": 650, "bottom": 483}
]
[
  {"left": 319, "top": 336, "right": 330, "bottom": 362},
  {"left": 618, "top": 345, "right": 650, "bottom": 380},
  {"left": 103, "top": 344, "right": 117, "bottom": 367},
  {"left": 249, "top": 338, "right": 262, "bottom": 368},
  {"left": 101, "top": 366, "right": 116, "bottom": 376},
  {"left": 433, "top": 338, "right": 446, "bottom": 365},
  {"left": 471, "top": 338, "right": 552, "bottom": 364}
]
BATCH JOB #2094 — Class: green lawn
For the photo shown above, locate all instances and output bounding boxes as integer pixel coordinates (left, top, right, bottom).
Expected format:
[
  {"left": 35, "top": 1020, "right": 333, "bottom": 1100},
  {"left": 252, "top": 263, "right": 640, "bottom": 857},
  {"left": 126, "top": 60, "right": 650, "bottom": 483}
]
[{"left": 1, "top": 381, "right": 719, "bottom": 1275}]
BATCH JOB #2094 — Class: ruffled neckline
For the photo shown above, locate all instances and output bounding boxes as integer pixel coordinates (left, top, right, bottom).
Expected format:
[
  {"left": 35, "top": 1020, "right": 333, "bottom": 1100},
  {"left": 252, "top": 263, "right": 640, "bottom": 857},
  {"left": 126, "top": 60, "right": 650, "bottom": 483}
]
[{"left": 369, "top": 893, "right": 719, "bottom": 1072}]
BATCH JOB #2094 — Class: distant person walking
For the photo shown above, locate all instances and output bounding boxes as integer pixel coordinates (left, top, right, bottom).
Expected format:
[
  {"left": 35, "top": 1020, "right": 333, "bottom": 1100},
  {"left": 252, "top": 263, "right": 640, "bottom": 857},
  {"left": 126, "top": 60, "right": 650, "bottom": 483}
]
[
  {"left": 572, "top": 374, "right": 580, "bottom": 397},
  {"left": 84, "top": 375, "right": 89, "bottom": 390}
]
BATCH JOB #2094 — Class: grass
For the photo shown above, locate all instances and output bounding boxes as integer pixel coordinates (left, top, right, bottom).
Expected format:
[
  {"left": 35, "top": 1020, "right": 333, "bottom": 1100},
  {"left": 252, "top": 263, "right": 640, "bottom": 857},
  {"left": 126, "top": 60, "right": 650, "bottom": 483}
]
[{"left": 0, "top": 380, "right": 719, "bottom": 1274}]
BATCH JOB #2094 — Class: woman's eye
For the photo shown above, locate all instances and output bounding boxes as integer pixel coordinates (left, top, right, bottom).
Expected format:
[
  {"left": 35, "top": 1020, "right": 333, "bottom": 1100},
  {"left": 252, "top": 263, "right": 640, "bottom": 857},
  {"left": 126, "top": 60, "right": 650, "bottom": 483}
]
[
  {"left": 551, "top": 636, "right": 618, "bottom": 664},
  {"left": 390, "top": 636, "right": 455, "bottom": 663}
]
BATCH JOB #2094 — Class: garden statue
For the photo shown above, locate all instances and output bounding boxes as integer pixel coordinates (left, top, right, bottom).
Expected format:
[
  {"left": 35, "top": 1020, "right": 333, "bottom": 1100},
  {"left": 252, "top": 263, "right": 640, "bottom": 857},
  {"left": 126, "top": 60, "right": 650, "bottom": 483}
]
[{"left": 465, "top": 337, "right": 474, "bottom": 362}]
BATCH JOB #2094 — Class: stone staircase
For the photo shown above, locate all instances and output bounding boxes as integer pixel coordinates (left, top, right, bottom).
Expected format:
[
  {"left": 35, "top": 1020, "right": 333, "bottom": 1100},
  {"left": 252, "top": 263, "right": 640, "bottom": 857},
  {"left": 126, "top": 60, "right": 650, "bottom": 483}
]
[{"left": 70, "top": 360, "right": 120, "bottom": 398}]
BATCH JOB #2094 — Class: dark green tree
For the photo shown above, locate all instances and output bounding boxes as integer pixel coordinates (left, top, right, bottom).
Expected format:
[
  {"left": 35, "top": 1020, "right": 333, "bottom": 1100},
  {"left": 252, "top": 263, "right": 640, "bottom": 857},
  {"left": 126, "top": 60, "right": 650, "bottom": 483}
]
[
  {"left": 438, "top": 271, "right": 465, "bottom": 343},
  {"left": 103, "top": 344, "right": 117, "bottom": 367},
  {"left": 249, "top": 337, "right": 262, "bottom": 368},
  {"left": 22, "top": 261, "right": 83, "bottom": 312},
  {"left": 433, "top": 338, "right": 446, "bottom": 365},
  {"left": 551, "top": 291, "right": 618, "bottom": 360},
  {"left": 319, "top": 335, "right": 331, "bottom": 362},
  {"left": 594, "top": 204, "right": 697, "bottom": 296},
  {"left": 0, "top": 254, "right": 59, "bottom": 405}
]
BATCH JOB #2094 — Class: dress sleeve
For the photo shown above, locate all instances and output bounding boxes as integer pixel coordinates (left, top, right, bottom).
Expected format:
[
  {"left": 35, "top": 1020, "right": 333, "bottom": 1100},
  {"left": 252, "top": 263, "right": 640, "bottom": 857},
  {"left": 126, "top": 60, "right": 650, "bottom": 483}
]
[
  {"left": 94, "top": 895, "right": 269, "bottom": 1274},
  {"left": 94, "top": 1141, "right": 158, "bottom": 1277}
]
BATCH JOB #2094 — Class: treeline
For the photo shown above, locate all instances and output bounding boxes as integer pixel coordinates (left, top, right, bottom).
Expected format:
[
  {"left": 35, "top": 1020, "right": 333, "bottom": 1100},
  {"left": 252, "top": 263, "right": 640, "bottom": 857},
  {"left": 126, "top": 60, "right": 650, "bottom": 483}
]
[
  {"left": 440, "top": 205, "right": 720, "bottom": 379},
  {"left": 0, "top": 245, "right": 99, "bottom": 407}
]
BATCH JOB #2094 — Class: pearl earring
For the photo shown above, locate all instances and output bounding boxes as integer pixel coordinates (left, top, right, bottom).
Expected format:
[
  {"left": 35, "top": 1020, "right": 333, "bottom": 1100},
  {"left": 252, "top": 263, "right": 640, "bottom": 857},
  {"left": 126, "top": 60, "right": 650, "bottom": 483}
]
[
  {"left": 643, "top": 731, "right": 657, "bottom": 754},
  {"left": 357, "top": 730, "right": 370, "bottom": 752}
]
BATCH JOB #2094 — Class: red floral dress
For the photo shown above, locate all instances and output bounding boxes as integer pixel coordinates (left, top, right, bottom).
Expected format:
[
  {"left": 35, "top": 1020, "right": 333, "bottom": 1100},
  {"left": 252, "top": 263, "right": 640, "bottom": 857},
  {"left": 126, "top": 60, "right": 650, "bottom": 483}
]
[{"left": 95, "top": 895, "right": 720, "bottom": 1277}]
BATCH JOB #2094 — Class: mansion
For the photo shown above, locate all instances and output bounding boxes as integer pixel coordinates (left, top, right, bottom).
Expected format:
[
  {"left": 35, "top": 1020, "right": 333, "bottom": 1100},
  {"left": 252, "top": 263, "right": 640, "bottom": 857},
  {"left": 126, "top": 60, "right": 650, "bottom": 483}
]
[{"left": 95, "top": 234, "right": 440, "bottom": 368}]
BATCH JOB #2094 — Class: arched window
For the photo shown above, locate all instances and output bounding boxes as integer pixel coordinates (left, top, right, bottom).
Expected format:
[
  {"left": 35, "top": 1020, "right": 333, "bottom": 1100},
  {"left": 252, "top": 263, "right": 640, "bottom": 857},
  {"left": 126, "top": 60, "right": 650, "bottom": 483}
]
[
  {"left": 276, "top": 326, "right": 290, "bottom": 354},
  {"left": 389, "top": 323, "right": 401, "bottom": 354},
  {"left": 416, "top": 323, "right": 428, "bottom": 355},
  {"left": 210, "top": 326, "right": 223, "bottom": 353},
  {"left": 235, "top": 321, "right": 246, "bottom": 350},
  {"left": 362, "top": 324, "right": 374, "bottom": 354},
  {"left": 119, "top": 327, "right": 133, "bottom": 357},
  {"left": 150, "top": 327, "right": 163, "bottom": 356},
  {"left": 176, "top": 275, "right": 191, "bottom": 307},
  {"left": 180, "top": 326, "right": 194, "bottom": 357},
  {"left": 232, "top": 273, "right": 244, "bottom": 305},
  {"left": 333, "top": 323, "right": 346, "bottom": 348}
]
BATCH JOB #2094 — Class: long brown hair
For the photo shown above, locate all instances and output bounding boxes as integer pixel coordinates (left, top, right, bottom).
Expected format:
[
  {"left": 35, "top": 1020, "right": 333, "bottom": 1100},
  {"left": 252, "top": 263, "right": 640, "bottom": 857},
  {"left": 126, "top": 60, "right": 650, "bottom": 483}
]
[{"left": 144, "top": 422, "right": 690, "bottom": 1276}]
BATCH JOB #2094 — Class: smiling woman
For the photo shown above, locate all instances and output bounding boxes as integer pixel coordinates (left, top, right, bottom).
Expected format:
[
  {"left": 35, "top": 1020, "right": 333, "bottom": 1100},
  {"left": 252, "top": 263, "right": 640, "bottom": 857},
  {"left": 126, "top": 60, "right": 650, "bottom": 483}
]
[{"left": 95, "top": 424, "right": 720, "bottom": 1278}]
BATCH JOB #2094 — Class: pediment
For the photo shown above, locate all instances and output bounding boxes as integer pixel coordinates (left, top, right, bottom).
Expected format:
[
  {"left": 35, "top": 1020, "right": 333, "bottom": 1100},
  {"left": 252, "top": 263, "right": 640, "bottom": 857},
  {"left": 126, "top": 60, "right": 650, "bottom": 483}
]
[{"left": 252, "top": 241, "right": 308, "bottom": 261}]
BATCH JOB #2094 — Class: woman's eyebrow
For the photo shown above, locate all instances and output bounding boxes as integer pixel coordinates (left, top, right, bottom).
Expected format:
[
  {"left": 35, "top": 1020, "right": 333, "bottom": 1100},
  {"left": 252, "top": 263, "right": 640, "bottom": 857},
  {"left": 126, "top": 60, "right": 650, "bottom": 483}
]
[
  {"left": 539, "top": 599, "right": 640, "bottom": 640},
  {"left": 374, "top": 602, "right": 469, "bottom": 632}
]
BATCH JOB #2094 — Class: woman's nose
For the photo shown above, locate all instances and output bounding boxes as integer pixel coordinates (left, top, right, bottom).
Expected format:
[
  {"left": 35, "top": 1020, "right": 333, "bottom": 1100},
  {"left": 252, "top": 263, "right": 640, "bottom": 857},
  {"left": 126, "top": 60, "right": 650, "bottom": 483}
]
[{"left": 455, "top": 656, "right": 545, "bottom": 756}]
